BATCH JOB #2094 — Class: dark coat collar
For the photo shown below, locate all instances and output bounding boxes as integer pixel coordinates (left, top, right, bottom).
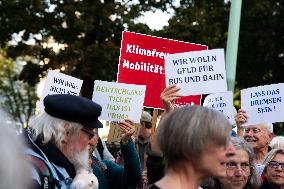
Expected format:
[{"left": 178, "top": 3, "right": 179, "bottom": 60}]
[{"left": 36, "top": 141, "right": 76, "bottom": 178}]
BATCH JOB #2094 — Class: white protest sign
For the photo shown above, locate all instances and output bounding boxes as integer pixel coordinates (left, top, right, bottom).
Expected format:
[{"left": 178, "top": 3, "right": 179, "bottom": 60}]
[
  {"left": 39, "top": 70, "right": 83, "bottom": 111},
  {"left": 165, "top": 49, "right": 227, "bottom": 96},
  {"left": 92, "top": 80, "right": 146, "bottom": 122},
  {"left": 241, "top": 83, "right": 284, "bottom": 125},
  {"left": 203, "top": 91, "right": 236, "bottom": 125}
]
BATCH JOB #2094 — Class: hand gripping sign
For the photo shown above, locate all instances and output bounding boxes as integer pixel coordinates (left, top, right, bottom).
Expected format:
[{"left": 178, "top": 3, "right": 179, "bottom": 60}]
[{"left": 241, "top": 83, "right": 284, "bottom": 125}]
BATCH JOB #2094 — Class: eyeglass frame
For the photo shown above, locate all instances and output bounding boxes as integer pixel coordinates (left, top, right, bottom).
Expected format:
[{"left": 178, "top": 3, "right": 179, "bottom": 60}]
[
  {"left": 81, "top": 128, "right": 98, "bottom": 140},
  {"left": 268, "top": 160, "right": 284, "bottom": 171},
  {"left": 226, "top": 161, "right": 251, "bottom": 175}
]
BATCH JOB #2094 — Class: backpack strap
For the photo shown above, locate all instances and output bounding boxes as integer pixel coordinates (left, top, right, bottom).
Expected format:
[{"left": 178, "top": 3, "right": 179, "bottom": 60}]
[
  {"left": 27, "top": 155, "right": 54, "bottom": 189},
  {"left": 25, "top": 133, "right": 71, "bottom": 188},
  {"left": 25, "top": 145, "right": 62, "bottom": 188}
]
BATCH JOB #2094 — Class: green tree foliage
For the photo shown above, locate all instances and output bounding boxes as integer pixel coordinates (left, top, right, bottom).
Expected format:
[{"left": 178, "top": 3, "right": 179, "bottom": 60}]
[
  {"left": 0, "top": 0, "right": 173, "bottom": 98},
  {"left": 0, "top": 48, "right": 38, "bottom": 127},
  {"left": 238, "top": 0, "right": 284, "bottom": 89},
  {"left": 157, "top": 0, "right": 284, "bottom": 134},
  {"left": 157, "top": 0, "right": 284, "bottom": 89},
  {"left": 155, "top": 1, "right": 230, "bottom": 49}
]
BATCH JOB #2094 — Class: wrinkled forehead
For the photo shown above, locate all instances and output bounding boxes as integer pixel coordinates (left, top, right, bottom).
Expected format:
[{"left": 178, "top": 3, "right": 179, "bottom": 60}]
[{"left": 228, "top": 149, "right": 249, "bottom": 161}]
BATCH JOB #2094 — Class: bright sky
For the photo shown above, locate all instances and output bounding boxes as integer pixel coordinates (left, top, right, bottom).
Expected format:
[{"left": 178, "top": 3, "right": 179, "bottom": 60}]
[{"left": 136, "top": 9, "right": 172, "bottom": 30}]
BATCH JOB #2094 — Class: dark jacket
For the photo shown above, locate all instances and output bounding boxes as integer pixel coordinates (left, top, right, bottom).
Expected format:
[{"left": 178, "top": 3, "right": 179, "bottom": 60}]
[
  {"left": 259, "top": 179, "right": 279, "bottom": 189},
  {"left": 146, "top": 145, "right": 164, "bottom": 185},
  {"left": 25, "top": 131, "right": 75, "bottom": 189},
  {"left": 92, "top": 139, "right": 142, "bottom": 189}
]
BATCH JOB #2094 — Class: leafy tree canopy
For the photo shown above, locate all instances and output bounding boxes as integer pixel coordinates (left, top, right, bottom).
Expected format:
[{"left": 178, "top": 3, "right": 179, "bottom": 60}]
[{"left": 0, "top": 0, "right": 173, "bottom": 98}]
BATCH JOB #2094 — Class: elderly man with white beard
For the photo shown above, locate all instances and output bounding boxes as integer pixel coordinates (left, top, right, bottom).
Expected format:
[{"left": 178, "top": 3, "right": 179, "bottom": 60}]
[{"left": 26, "top": 94, "right": 104, "bottom": 189}]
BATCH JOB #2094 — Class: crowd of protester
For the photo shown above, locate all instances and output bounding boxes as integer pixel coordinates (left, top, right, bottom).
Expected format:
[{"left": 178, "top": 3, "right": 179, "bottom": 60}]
[{"left": 1, "top": 84, "right": 284, "bottom": 189}]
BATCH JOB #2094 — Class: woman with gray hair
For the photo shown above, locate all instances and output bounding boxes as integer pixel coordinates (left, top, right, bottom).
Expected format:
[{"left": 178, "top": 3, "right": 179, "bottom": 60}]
[
  {"left": 147, "top": 105, "right": 234, "bottom": 189},
  {"left": 260, "top": 148, "right": 284, "bottom": 189},
  {"left": 217, "top": 137, "right": 260, "bottom": 189}
]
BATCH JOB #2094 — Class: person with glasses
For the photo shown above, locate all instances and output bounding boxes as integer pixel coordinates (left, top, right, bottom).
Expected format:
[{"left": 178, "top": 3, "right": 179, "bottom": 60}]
[
  {"left": 137, "top": 111, "right": 153, "bottom": 169},
  {"left": 132, "top": 111, "right": 153, "bottom": 189},
  {"left": 26, "top": 94, "right": 103, "bottom": 189},
  {"left": 235, "top": 109, "right": 274, "bottom": 166},
  {"left": 260, "top": 148, "right": 284, "bottom": 189},
  {"left": 215, "top": 137, "right": 260, "bottom": 189}
]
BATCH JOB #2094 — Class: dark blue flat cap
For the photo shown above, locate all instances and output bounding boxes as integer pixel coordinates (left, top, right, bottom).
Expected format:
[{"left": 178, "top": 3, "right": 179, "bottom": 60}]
[{"left": 44, "top": 94, "right": 103, "bottom": 129}]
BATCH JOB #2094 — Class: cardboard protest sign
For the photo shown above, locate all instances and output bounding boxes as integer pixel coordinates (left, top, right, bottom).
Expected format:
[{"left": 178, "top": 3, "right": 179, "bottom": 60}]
[
  {"left": 39, "top": 70, "right": 83, "bottom": 111},
  {"left": 107, "top": 122, "right": 139, "bottom": 142},
  {"left": 92, "top": 80, "right": 146, "bottom": 122},
  {"left": 241, "top": 83, "right": 284, "bottom": 125},
  {"left": 117, "top": 31, "right": 207, "bottom": 109},
  {"left": 165, "top": 49, "right": 227, "bottom": 96},
  {"left": 203, "top": 91, "right": 236, "bottom": 125}
]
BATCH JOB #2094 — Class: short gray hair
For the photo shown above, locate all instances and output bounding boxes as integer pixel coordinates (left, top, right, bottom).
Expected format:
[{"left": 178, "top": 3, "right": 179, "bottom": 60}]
[
  {"left": 157, "top": 105, "right": 231, "bottom": 169},
  {"left": 29, "top": 112, "right": 83, "bottom": 149},
  {"left": 269, "top": 136, "right": 284, "bottom": 149},
  {"left": 230, "top": 137, "right": 260, "bottom": 188}
]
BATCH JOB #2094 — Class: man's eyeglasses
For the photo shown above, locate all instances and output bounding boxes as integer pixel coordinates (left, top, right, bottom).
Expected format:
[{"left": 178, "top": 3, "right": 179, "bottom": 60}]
[
  {"left": 81, "top": 128, "right": 97, "bottom": 140},
  {"left": 140, "top": 121, "right": 152, "bottom": 129},
  {"left": 268, "top": 161, "right": 284, "bottom": 170}
]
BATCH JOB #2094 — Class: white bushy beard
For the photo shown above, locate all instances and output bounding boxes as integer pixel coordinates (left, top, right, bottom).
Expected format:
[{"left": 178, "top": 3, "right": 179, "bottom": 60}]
[
  {"left": 70, "top": 146, "right": 90, "bottom": 170},
  {"left": 65, "top": 136, "right": 90, "bottom": 171}
]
